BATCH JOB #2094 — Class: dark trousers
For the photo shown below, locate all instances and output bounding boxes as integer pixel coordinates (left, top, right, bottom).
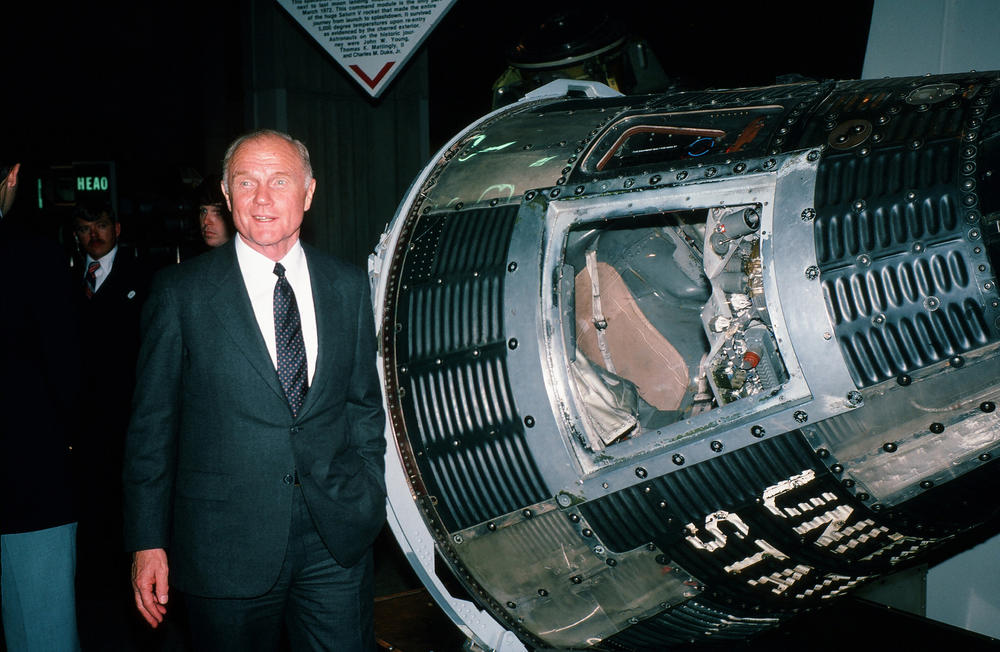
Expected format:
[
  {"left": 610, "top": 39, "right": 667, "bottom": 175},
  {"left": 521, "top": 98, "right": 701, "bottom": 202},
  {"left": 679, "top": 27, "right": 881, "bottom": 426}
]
[{"left": 183, "top": 487, "right": 374, "bottom": 652}]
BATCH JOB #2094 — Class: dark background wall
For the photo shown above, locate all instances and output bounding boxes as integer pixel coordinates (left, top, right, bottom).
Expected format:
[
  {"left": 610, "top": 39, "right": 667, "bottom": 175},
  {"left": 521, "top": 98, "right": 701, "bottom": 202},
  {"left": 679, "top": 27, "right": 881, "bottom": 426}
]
[{"left": 3, "top": 0, "right": 873, "bottom": 267}]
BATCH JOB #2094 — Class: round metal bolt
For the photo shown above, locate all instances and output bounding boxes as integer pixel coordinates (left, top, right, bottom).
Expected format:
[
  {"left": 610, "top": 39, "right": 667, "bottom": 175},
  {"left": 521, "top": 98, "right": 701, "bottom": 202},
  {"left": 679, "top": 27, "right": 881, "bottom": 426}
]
[
  {"left": 963, "top": 146, "right": 977, "bottom": 158},
  {"left": 807, "top": 150, "right": 821, "bottom": 162},
  {"left": 801, "top": 208, "right": 816, "bottom": 221},
  {"left": 672, "top": 453, "right": 685, "bottom": 466},
  {"left": 623, "top": 178, "right": 634, "bottom": 188},
  {"left": 656, "top": 554, "right": 669, "bottom": 565},
  {"left": 635, "top": 467, "right": 648, "bottom": 479},
  {"left": 658, "top": 500, "right": 668, "bottom": 509},
  {"left": 524, "top": 190, "right": 536, "bottom": 201},
  {"left": 453, "top": 534, "right": 463, "bottom": 544},
  {"left": 522, "top": 509, "right": 533, "bottom": 518},
  {"left": 649, "top": 175, "right": 661, "bottom": 185},
  {"left": 557, "top": 493, "right": 573, "bottom": 507},
  {"left": 873, "top": 314, "right": 886, "bottom": 326},
  {"left": 538, "top": 589, "right": 548, "bottom": 597},
  {"left": 676, "top": 171, "right": 688, "bottom": 181},
  {"left": 981, "top": 401, "right": 996, "bottom": 413},
  {"left": 817, "top": 448, "right": 829, "bottom": 458},
  {"left": 523, "top": 415, "right": 535, "bottom": 428},
  {"left": 794, "top": 410, "right": 809, "bottom": 423},
  {"left": 561, "top": 166, "right": 571, "bottom": 175},
  {"left": 843, "top": 478, "right": 855, "bottom": 488},
  {"left": 606, "top": 558, "right": 617, "bottom": 567},
  {"left": 949, "top": 355, "right": 965, "bottom": 368},
  {"left": 805, "top": 266, "right": 820, "bottom": 280},
  {"left": 898, "top": 374, "right": 912, "bottom": 386},
  {"left": 507, "top": 261, "right": 518, "bottom": 272},
  {"left": 910, "top": 138, "right": 923, "bottom": 150},
  {"left": 581, "top": 528, "right": 593, "bottom": 538},
  {"left": 508, "top": 338, "right": 518, "bottom": 349},
  {"left": 968, "top": 211, "right": 981, "bottom": 223},
  {"left": 831, "top": 463, "right": 844, "bottom": 474},
  {"left": 734, "top": 163, "right": 747, "bottom": 173},
  {"left": 593, "top": 545, "right": 605, "bottom": 555},
  {"left": 964, "top": 194, "right": 978, "bottom": 207},
  {"left": 487, "top": 522, "right": 497, "bottom": 531},
  {"left": 857, "top": 254, "right": 871, "bottom": 266},
  {"left": 711, "top": 440, "right": 724, "bottom": 453},
  {"left": 847, "top": 391, "right": 863, "bottom": 406},
  {"left": 574, "top": 185, "right": 585, "bottom": 195},
  {"left": 556, "top": 177, "right": 566, "bottom": 186},
  {"left": 550, "top": 188, "right": 561, "bottom": 198},
  {"left": 883, "top": 442, "right": 898, "bottom": 453},
  {"left": 919, "top": 480, "right": 935, "bottom": 490},
  {"left": 763, "top": 158, "right": 776, "bottom": 169},
  {"left": 571, "top": 576, "right": 582, "bottom": 584},
  {"left": 705, "top": 167, "right": 717, "bottom": 178},
  {"left": 962, "top": 178, "right": 977, "bottom": 191},
  {"left": 906, "top": 191, "right": 918, "bottom": 202},
  {"left": 507, "top": 601, "right": 517, "bottom": 609},
  {"left": 929, "top": 422, "right": 945, "bottom": 434},
  {"left": 853, "top": 199, "right": 866, "bottom": 212},
  {"left": 489, "top": 198, "right": 499, "bottom": 207},
  {"left": 979, "top": 453, "right": 992, "bottom": 462},
  {"left": 568, "top": 512, "right": 580, "bottom": 522},
  {"left": 923, "top": 296, "right": 940, "bottom": 311},
  {"left": 751, "top": 425, "right": 766, "bottom": 438},
  {"left": 857, "top": 492, "right": 870, "bottom": 501}
]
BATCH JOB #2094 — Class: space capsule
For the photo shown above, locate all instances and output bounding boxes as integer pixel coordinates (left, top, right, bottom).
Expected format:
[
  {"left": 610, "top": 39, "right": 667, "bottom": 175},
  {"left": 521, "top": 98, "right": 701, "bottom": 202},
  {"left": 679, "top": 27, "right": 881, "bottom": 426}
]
[{"left": 369, "top": 71, "right": 1000, "bottom": 650}]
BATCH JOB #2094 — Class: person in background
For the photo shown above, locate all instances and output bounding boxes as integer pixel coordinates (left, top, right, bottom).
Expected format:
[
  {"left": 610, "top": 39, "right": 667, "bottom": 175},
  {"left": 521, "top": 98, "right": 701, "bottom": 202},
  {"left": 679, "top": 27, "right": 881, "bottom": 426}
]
[
  {"left": 196, "top": 174, "right": 233, "bottom": 248},
  {"left": 71, "top": 202, "right": 150, "bottom": 650},
  {"left": 0, "top": 160, "right": 83, "bottom": 651}
]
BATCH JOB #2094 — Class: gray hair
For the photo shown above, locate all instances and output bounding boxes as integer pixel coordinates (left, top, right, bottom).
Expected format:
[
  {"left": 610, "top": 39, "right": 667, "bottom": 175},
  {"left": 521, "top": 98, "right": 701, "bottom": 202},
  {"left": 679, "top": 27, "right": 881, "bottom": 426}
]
[{"left": 221, "top": 129, "right": 314, "bottom": 191}]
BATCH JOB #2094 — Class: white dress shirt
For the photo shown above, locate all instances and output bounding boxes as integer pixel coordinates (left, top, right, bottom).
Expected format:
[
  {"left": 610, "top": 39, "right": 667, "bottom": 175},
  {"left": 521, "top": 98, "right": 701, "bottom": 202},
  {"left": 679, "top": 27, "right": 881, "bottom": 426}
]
[
  {"left": 234, "top": 236, "right": 318, "bottom": 384},
  {"left": 86, "top": 245, "right": 118, "bottom": 293}
]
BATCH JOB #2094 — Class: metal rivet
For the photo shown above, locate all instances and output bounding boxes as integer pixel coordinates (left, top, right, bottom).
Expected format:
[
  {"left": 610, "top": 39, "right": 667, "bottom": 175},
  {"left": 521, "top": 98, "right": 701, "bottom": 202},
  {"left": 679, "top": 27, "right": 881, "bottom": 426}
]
[
  {"left": 550, "top": 188, "right": 561, "bottom": 198},
  {"left": 857, "top": 492, "right": 870, "bottom": 501},
  {"left": 981, "top": 401, "right": 996, "bottom": 413},
  {"left": 883, "top": 442, "right": 898, "bottom": 453},
  {"left": 705, "top": 167, "right": 717, "bottom": 178},
  {"left": 805, "top": 266, "right": 820, "bottom": 280},
  {"left": 710, "top": 440, "right": 724, "bottom": 453},
  {"left": 872, "top": 503, "right": 883, "bottom": 511},
  {"left": 801, "top": 208, "right": 816, "bottom": 221},
  {"left": 656, "top": 554, "right": 669, "bottom": 565},
  {"left": 487, "top": 522, "right": 497, "bottom": 531},
  {"left": 524, "top": 190, "right": 536, "bottom": 201},
  {"left": 843, "top": 479, "right": 855, "bottom": 488},
  {"left": 949, "top": 356, "right": 965, "bottom": 368},
  {"left": 919, "top": 480, "right": 934, "bottom": 489},
  {"left": 847, "top": 391, "right": 863, "bottom": 406},
  {"left": 453, "top": 534, "right": 463, "bottom": 543},
  {"left": 507, "top": 601, "right": 517, "bottom": 609},
  {"left": 538, "top": 589, "right": 548, "bottom": 597},
  {"left": 649, "top": 174, "right": 661, "bottom": 184},
  {"left": 523, "top": 415, "right": 535, "bottom": 427},
  {"left": 522, "top": 509, "right": 533, "bottom": 518},
  {"left": 898, "top": 374, "right": 912, "bottom": 386},
  {"left": 734, "top": 163, "right": 747, "bottom": 173},
  {"left": 929, "top": 422, "right": 945, "bottom": 434},
  {"left": 817, "top": 448, "right": 829, "bottom": 458},
  {"left": 581, "top": 528, "right": 593, "bottom": 538},
  {"left": 606, "top": 558, "right": 617, "bottom": 567},
  {"left": 568, "top": 512, "right": 580, "bottom": 522},
  {"left": 831, "top": 463, "right": 844, "bottom": 473},
  {"left": 676, "top": 171, "right": 688, "bottom": 181},
  {"left": 979, "top": 453, "right": 992, "bottom": 462},
  {"left": 574, "top": 185, "right": 585, "bottom": 195},
  {"left": 571, "top": 576, "right": 582, "bottom": 584},
  {"left": 635, "top": 467, "right": 648, "bottom": 479},
  {"left": 807, "top": 150, "right": 820, "bottom": 161},
  {"left": 751, "top": 425, "right": 766, "bottom": 438},
  {"left": 507, "top": 261, "right": 518, "bottom": 272},
  {"left": 794, "top": 410, "right": 808, "bottom": 423},
  {"left": 672, "top": 454, "right": 685, "bottom": 466},
  {"left": 508, "top": 338, "right": 518, "bottom": 349}
]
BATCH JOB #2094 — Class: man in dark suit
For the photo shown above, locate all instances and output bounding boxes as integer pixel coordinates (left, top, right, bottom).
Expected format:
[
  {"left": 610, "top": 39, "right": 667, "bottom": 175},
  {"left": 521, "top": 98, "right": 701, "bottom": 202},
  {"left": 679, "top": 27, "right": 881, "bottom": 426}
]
[
  {"left": 123, "top": 130, "right": 386, "bottom": 651},
  {"left": 0, "top": 160, "right": 83, "bottom": 650},
  {"left": 71, "top": 204, "right": 150, "bottom": 649}
]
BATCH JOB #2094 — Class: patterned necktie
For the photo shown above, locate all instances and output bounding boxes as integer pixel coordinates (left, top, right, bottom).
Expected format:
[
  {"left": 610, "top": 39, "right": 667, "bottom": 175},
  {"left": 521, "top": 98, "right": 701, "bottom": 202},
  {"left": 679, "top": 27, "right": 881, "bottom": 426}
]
[
  {"left": 273, "top": 262, "right": 308, "bottom": 417},
  {"left": 84, "top": 260, "right": 100, "bottom": 298}
]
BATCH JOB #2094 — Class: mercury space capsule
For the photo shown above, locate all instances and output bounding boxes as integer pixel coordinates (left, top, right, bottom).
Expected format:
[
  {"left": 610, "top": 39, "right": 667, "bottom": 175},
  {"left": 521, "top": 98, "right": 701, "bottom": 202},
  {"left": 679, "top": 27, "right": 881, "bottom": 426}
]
[{"left": 369, "top": 71, "right": 1000, "bottom": 650}]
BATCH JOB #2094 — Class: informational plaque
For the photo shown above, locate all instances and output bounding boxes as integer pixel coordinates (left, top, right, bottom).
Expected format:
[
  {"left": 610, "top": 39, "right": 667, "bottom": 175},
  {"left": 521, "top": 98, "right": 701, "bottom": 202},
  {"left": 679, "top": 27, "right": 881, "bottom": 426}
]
[{"left": 277, "top": 0, "right": 456, "bottom": 98}]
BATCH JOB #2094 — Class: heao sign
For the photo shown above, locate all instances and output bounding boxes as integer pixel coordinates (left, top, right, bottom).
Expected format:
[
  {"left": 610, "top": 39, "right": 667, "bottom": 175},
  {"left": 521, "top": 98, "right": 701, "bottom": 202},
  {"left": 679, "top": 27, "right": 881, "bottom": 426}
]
[{"left": 277, "top": 0, "right": 456, "bottom": 98}]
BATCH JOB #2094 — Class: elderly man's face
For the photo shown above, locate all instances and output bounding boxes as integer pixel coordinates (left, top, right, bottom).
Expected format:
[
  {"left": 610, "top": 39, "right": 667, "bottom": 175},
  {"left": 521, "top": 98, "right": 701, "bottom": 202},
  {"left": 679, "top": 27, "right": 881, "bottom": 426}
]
[
  {"left": 224, "top": 135, "right": 316, "bottom": 261},
  {"left": 75, "top": 213, "right": 120, "bottom": 259}
]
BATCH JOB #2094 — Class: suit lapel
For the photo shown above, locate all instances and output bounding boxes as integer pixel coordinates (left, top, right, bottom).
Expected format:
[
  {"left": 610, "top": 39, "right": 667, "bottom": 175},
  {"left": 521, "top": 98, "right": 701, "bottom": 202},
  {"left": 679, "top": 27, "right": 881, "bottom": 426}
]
[
  {"left": 208, "top": 243, "right": 286, "bottom": 405},
  {"left": 298, "top": 245, "right": 342, "bottom": 418}
]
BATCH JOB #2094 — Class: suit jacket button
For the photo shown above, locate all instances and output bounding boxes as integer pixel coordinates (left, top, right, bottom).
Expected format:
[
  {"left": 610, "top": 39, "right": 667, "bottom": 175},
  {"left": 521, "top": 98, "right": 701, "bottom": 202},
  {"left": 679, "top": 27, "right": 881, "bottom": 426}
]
[{"left": 283, "top": 474, "right": 294, "bottom": 485}]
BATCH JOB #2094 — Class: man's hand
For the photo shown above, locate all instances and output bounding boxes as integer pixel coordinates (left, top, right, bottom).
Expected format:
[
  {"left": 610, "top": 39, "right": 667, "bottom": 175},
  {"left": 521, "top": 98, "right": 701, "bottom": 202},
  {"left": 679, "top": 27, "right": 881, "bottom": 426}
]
[{"left": 131, "top": 548, "right": 170, "bottom": 627}]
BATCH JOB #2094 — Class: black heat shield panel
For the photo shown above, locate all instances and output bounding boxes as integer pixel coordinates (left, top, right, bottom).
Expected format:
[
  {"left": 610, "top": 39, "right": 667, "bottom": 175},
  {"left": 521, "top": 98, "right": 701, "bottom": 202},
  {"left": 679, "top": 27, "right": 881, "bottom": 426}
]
[{"left": 393, "top": 205, "right": 549, "bottom": 532}]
